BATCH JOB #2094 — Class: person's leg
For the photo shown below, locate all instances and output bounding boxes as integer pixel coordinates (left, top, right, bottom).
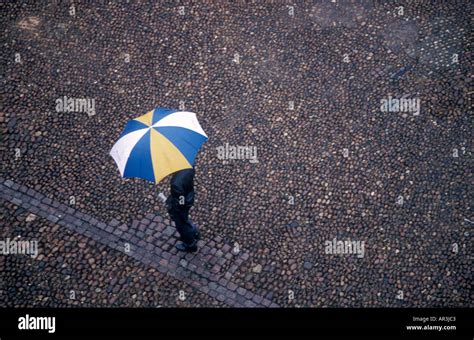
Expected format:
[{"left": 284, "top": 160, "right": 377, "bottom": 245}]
[
  {"left": 174, "top": 216, "right": 197, "bottom": 252},
  {"left": 167, "top": 205, "right": 196, "bottom": 246},
  {"left": 165, "top": 178, "right": 198, "bottom": 251},
  {"left": 182, "top": 205, "right": 200, "bottom": 240},
  {"left": 189, "top": 220, "right": 200, "bottom": 240}
]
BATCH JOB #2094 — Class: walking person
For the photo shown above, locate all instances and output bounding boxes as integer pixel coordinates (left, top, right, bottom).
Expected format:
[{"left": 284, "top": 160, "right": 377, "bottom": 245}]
[
  {"left": 166, "top": 168, "right": 201, "bottom": 252},
  {"left": 110, "top": 107, "right": 208, "bottom": 253}
]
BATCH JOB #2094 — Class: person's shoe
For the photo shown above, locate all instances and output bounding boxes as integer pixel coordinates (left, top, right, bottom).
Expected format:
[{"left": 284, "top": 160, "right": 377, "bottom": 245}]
[{"left": 175, "top": 242, "right": 198, "bottom": 253}]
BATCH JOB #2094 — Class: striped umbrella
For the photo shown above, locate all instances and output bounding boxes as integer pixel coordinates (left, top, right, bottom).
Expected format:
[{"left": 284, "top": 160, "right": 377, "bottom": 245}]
[{"left": 110, "top": 107, "right": 208, "bottom": 184}]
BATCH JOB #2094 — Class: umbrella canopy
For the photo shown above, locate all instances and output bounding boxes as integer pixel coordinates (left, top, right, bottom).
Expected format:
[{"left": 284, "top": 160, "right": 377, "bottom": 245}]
[{"left": 110, "top": 107, "right": 208, "bottom": 184}]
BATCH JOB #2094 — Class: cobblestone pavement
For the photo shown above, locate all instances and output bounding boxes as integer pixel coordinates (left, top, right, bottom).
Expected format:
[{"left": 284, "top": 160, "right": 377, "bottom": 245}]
[
  {"left": 1, "top": 1, "right": 472, "bottom": 307},
  {"left": 0, "top": 200, "right": 228, "bottom": 307},
  {"left": 0, "top": 178, "right": 276, "bottom": 307}
]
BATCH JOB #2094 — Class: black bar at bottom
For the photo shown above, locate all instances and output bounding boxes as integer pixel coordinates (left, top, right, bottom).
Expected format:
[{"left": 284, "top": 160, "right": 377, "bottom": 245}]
[{"left": 0, "top": 308, "right": 471, "bottom": 339}]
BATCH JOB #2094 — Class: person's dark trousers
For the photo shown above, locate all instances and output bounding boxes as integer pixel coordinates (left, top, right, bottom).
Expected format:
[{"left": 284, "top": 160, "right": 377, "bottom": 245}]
[{"left": 166, "top": 168, "right": 197, "bottom": 246}]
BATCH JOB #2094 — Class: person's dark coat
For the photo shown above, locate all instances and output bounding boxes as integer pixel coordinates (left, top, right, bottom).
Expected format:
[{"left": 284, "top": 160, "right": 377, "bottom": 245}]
[{"left": 168, "top": 168, "right": 195, "bottom": 209}]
